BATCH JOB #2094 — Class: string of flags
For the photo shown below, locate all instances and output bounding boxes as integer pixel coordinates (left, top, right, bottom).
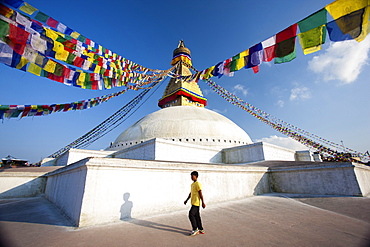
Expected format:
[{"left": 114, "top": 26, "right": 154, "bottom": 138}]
[
  {"left": 192, "top": 0, "right": 370, "bottom": 81},
  {"left": 48, "top": 86, "right": 156, "bottom": 158},
  {"left": 0, "top": 76, "right": 165, "bottom": 120},
  {"left": 0, "top": 0, "right": 174, "bottom": 90},
  {"left": 201, "top": 76, "right": 366, "bottom": 162}
]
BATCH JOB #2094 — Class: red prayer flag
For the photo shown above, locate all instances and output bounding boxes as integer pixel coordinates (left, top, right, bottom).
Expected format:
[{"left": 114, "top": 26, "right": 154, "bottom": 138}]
[
  {"left": 252, "top": 66, "right": 259, "bottom": 74},
  {"left": 46, "top": 17, "right": 59, "bottom": 28},
  {"left": 8, "top": 24, "right": 30, "bottom": 54},
  {"left": 263, "top": 45, "right": 276, "bottom": 62},
  {"left": 276, "top": 24, "right": 298, "bottom": 43}
]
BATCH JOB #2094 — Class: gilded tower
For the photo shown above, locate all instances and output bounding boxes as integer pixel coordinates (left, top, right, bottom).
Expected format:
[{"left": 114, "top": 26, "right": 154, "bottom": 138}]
[{"left": 158, "top": 41, "right": 207, "bottom": 108}]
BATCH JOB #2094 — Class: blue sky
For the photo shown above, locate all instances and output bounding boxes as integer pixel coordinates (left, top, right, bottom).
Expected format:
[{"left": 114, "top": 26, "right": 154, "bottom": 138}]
[{"left": 1, "top": 0, "right": 369, "bottom": 163}]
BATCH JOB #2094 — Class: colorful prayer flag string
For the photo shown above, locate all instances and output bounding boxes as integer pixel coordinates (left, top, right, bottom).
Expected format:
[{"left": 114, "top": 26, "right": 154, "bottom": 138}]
[
  {"left": 0, "top": 1, "right": 174, "bottom": 90},
  {"left": 198, "top": 0, "right": 370, "bottom": 79}
]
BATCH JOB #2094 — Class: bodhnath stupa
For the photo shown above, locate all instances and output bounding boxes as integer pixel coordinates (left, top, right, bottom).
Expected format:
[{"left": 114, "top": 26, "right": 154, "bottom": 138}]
[
  {"left": 2, "top": 42, "right": 368, "bottom": 228},
  {"left": 107, "top": 41, "right": 253, "bottom": 153},
  {"left": 52, "top": 40, "right": 309, "bottom": 166}
]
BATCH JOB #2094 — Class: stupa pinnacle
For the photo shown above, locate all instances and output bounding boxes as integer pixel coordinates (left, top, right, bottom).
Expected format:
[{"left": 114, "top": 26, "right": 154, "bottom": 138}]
[{"left": 158, "top": 41, "right": 207, "bottom": 108}]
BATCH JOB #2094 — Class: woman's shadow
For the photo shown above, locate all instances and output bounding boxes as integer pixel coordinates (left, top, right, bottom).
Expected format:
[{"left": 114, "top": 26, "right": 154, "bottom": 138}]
[{"left": 120, "top": 192, "right": 189, "bottom": 236}]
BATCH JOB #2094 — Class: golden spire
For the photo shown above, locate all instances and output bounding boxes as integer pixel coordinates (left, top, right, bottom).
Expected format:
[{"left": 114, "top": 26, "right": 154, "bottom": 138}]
[{"left": 158, "top": 41, "right": 207, "bottom": 108}]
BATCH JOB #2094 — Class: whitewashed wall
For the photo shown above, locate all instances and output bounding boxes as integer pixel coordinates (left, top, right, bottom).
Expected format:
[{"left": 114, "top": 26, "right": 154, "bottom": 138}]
[
  {"left": 223, "top": 142, "right": 296, "bottom": 164},
  {"left": 45, "top": 157, "right": 270, "bottom": 227},
  {"left": 0, "top": 171, "right": 46, "bottom": 198},
  {"left": 112, "top": 138, "right": 222, "bottom": 163},
  {"left": 269, "top": 162, "right": 364, "bottom": 196}
]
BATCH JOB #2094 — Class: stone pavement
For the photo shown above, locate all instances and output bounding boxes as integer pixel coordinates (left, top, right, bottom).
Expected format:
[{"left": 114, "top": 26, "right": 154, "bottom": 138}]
[{"left": 0, "top": 194, "right": 369, "bottom": 247}]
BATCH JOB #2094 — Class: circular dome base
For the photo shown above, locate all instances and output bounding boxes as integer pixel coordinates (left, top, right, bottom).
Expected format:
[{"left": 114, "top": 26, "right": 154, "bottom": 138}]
[{"left": 108, "top": 106, "right": 252, "bottom": 150}]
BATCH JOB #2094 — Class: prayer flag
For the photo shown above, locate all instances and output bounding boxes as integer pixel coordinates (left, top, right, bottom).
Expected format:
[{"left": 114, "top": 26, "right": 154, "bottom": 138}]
[
  {"left": 46, "top": 17, "right": 59, "bottom": 29},
  {"left": 230, "top": 49, "right": 249, "bottom": 72},
  {"left": 23, "top": 45, "right": 37, "bottom": 63},
  {"left": 275, "top": 37, "right": 296, "bottom": 57},
  {"left": 35, "top": 53, "right": 47, "bottom": 66},
  {"left": 53, "top": 41, "right": 69, "bottom": 61},
  {"left": 0, "top": 4, "right": 14, "bottom": 18},
  {"left": 276, "top": 24, "right": 298, "bottom": 43},
  {"left": 53, "top": 62, "right": 64, "bottom": 77},
  {"left": 275, "top": 47, "right": 297, "bottom": 64},
  {"left": 325, "top": 0, "right": 368, "bottom": 19},
  {"left": 19, "top": 2, "right": 38, "bottom": 15},
  {"left": 35, "top": 11, "right": 49, "bottom": 23},
  {"left": 298, "top": 25, "right": 327, "bottom": 54},
  {"left": 15, "top": 12, "right": 32, "bottom": 28},
  {"left": 70, "top": 31, "right": 80, "bottom": 39},
  {"left": 8, "top": 24, "right": 29, "bottom": 54},
  {"left": 30, "top": 34, "right": 47, "bottom": 53},
  {"left": 0, "top": 19, "right": 9, "bottom": 39},
  {"left": 57, "top": 23, "right": 67, "bottom": 33},
  {"left": 248, "top": 43, "right": 263, "bottom": 67},
  {"left": 274, "top": 24, "right": 298, "bottom": 64},
  {"left": 298, "top": 9, "right": 327, "bottom": 54},
  {"left": 0, "top": 40, "right": 13, "bottom": 65},
  {"left": 43, "top": 59, "right": 57, "bottom": 73},
  {"left": 45, "top": 28, "right": 59, "bottom": 41},
  {"left": 326, "top": 8, "right": 365, "bottom": 41},
  {"left": 299, "top": 9, "right": 328, "bottom": 33},
  {"left": 27, "top": 62, "right": 42, "bottom": 76},
  {"left": 262, "top": 36, "right": 276, "bottom": 62},
  {"left": 16, "top": 56, "right": 28, "bottom": 71}
]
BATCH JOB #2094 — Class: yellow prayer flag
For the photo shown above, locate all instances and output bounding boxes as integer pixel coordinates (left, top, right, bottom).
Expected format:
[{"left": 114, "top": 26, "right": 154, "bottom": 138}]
[
  {"left": 236, "top": 49, "right": 249, "bottom": 71},
  {"left": 325, "top": 0, "right": 369, "bottom": 19},
  {"left": 19, "top": 3, "right": 38, "bottom": 15},
  {"left": 27, "top": 63, "right": 42, "bottom": 76},
  {"left": 355, "top": 6, "right": 370, "bottom": 42},
  {"left": 16, "top": 56, "right": 29, "bottom": 70},
  {"left": 298, "top": 25, "right": 325, "bottom": 55},
  {"left": 204, "top": 66, "right": 215, "bottom": 79},
  {"left": 45, "top": 28, "right": 59, "bottom": 41},
  {"left": 77, "top": 72, "right": 86, "bottom": 87},
  {"left": 94, "top": 65, "right": 101, "bottom": 74},
  {"left": 70, "top": 31, "right": 80, "bottom": 39},
  {"left": 53, "top": 41, "right": 69, "bottom": 61},
  {"left": 44, "top": 59, "right": 57, "bottom": 73}
]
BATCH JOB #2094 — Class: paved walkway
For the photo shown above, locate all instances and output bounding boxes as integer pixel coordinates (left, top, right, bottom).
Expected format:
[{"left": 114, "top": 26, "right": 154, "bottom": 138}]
[{"left": 1, "top": 194, "right": 370, "bottom": 247}]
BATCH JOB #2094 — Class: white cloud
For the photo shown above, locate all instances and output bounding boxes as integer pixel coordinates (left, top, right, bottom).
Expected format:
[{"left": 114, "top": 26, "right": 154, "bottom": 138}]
[
  {"left": 233, "top": 84, "right": 248, "bottom": 96},
  {"left": 308, "top": 36, "right": 370, "bottom": 84},
  {"left": 255, "top": 135, "right": 308, "bottom": 151},
  {"left": 290, "top": 86, "right": 311, "bottom": 101},
  {"left": 276, "top": 100, "right": 285, "bottom": 107}
]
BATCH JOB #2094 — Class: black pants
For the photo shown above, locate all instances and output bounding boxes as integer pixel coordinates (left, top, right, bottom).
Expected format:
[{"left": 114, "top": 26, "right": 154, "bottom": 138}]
[{"left": 189, "top": 205, "right": 203, "bottom": 231}]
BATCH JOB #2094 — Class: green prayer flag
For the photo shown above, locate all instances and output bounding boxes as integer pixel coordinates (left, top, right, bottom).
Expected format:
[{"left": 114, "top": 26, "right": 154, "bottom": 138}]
[
  {"left": 0, "top": 19, "right": 9, "bottom": 40},
  {"left": 78, "top": 35, "right": 86, "bottom": 43},
  {"left": 35, "top": 11, "right": 49, "bottom": 23},
  {"left": 298, "top": 8, "right": 327, "bottom": 55},
  {"left": 66, "top": 53, "right": 76, "bottom": 64},
  {"left": 84, "top": 74, "right": 92, "bottom": 89},
  {"left": 54, "top": 63, "right": 64, "bottom": 77},
  {"left": 275, "top": 37, "right": 296, "bottom": 58},
  {"left": 298, "top": 8, "right": 327, "bottom": 32},
  {"left": 274, "top": 48, "right": 296, "bottom": 64}
]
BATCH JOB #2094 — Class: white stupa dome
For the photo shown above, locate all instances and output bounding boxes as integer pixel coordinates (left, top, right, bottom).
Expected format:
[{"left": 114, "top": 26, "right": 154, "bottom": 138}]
[{"left": 107, "top": 106, "right": 252, "bottom": 151}]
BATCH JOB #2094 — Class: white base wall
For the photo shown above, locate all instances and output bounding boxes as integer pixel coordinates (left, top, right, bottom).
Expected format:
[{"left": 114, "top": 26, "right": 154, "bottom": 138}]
[
  {"left": 223, "top": 142, "right": 297, "bottom": 164},
  {"left": 269, "top": 162, "right": 366, "bottom": 196},
  {"left": 0, "top": 171, "right": 46, "bottom": 198},
  {"left": 112, "top": 138, "right": 222, "bottom": 163},
  {"left": 45, "top": 157, "right": 270, "bottom": 227}
]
